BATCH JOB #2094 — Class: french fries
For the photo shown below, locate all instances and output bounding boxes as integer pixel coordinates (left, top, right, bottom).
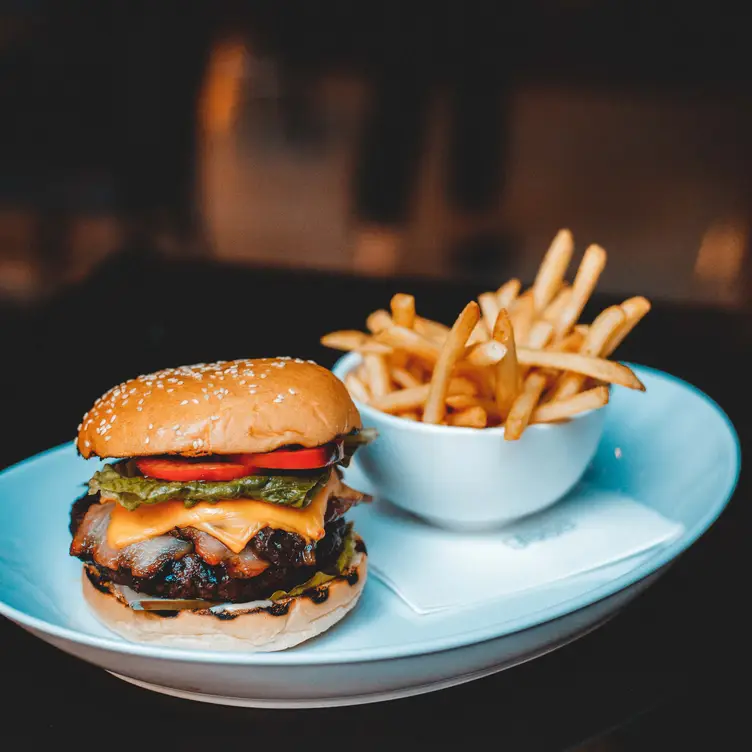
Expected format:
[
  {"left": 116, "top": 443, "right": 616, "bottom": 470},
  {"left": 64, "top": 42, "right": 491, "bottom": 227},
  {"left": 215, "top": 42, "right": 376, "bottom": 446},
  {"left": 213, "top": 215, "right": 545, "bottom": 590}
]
[
  {"left": 366, "top": 309, "right": 393, "bottom": 334},
  {"left": 465, "top": 340, "right": 508, "bottom": 367},
  {"left": 531, "top": 386, "right": 610, "bottom": 424},
  {"left": 493, "top": 309, "right": 522, "bottom": 416},
  {"left": 504, "top": 372, "right": 547, "bottom": 440},
  {"left": 322, "top": 229, "right": 650, "bottom": 438},
  {"left": 478, "top": 292, "right": 501, "bottom": 337},
  {"left": 447, "top": 405, "right": 488, "bottom": 428},
  {"left": 532, "top": 229, "right": 573, "bottom": 313},
  {"left": 390, "top": 293, "right": 416, "bottom": 329},
  {"left": 363, "top": 354, "right": 391, "bottom": 398},
  {"left": 370, "top": 378, "right": 476, "bottom": 414},
  {"left": 516, "top": 348, "right": 645, "bottom": 391},
  {"left": 496, "top": 279, "right": 521, "bottom": 310},
  {"left": 552, "top": 244, "right": 607, "bottom": 340},
  {"left": 321, "top": 330, "right": 393, "bottom": 354},
  {"left": 550, "top": 305, "right": 625, "bottom": 400},
  {"left": 423, "top": 302, "right": 480, "bottom": 424}
]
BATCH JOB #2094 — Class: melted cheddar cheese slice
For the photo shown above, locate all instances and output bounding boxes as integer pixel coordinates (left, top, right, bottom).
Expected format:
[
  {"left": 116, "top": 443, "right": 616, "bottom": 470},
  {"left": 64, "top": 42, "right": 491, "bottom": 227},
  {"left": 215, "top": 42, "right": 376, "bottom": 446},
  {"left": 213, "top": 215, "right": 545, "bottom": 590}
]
[{"left": 106, "top": 472, "right": 335, "bottom": 553}]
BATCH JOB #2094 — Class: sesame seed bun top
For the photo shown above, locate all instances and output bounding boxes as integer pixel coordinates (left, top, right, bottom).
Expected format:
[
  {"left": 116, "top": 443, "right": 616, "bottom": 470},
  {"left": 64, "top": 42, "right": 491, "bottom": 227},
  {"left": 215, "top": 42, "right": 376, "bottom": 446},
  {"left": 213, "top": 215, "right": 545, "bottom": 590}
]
[{"left": 76, "top": 358, "right": 361, "bottom": 459}]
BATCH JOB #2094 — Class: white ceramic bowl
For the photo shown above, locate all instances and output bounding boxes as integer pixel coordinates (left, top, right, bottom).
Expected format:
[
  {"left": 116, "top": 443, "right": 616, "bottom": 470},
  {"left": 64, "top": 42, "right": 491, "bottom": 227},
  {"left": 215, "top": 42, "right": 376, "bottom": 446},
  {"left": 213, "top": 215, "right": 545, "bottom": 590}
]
[{"left": 333, "top": 352, "right": 607, "bottom": 529}]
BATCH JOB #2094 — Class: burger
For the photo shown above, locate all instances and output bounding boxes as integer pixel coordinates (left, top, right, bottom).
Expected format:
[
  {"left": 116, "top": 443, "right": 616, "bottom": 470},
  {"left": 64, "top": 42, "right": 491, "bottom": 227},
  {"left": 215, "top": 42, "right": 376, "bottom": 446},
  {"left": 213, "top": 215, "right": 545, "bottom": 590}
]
[{"left": 70, "top": 358, "right": 372, "bottom": 651}]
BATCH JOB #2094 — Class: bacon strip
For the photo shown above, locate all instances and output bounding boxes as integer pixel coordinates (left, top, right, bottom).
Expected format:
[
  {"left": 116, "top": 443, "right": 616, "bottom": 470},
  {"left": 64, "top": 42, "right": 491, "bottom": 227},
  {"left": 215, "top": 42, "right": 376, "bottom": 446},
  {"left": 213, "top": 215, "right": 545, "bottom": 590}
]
[
  {"left": 180, "top": 528, "right": 270, "bottom": 578},
  {"left": 71, "top": 502, "right": 192, "bottom": 578}
]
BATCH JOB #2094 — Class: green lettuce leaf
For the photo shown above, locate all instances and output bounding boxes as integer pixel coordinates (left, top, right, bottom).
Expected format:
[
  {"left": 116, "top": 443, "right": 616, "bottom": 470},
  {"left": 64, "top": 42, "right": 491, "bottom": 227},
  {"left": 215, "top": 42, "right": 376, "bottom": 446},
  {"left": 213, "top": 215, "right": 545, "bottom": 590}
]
[
  {"left": 90, "top": 462, "right": 329, "bottom": 511},
  {"left": 270, "top": 523, "right": 356, "bottom": 601}
]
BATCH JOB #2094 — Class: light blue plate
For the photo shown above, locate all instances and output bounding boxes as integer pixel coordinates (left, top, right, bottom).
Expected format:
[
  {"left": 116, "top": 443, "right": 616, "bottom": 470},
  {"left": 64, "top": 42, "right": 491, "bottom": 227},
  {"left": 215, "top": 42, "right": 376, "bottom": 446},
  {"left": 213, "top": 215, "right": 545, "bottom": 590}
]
[{"left": 0, "top": 366, "right": 740, "bottom": 707}]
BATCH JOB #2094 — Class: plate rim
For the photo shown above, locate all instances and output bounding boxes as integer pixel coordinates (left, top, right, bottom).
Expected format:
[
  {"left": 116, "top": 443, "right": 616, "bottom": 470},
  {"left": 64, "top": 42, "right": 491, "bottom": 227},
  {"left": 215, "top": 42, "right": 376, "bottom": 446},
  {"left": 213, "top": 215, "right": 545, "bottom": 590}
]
[{"left": 0, "top": 365, "right": 741, "bottom": 666}]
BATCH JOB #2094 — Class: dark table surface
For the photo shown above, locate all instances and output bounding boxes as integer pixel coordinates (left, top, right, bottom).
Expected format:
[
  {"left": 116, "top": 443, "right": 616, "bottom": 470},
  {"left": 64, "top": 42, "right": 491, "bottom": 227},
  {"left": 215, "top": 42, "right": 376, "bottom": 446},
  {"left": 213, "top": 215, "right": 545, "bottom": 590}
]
[{"left": 0, "top": 252, "right": 747, "bottom": 748}]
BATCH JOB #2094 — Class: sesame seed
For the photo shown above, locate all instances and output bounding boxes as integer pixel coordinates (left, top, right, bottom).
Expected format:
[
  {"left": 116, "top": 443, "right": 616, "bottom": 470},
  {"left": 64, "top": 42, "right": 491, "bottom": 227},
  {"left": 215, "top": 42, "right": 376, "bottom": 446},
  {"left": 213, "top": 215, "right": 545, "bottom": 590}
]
[
  {"left": 77, "top": 423, "right": 82, "bottom": 431},
  {"left": 136, "top": 406, "right": 143, "bottom": 412},
  {"left": 180, "top": 400, "right": 189, "bottom": 405},
  {"left": 173, "top": 425, "right": 181, "bottom": 430},
  {"left": 105, "top": 436, "right": 111, "bottom": 442},
  {"left": 111, "top": 415, "right": 117, "bottom": 422},
  {"left": 260, "top": 374, "right": 267, "bottom": 379},
  {"left": 84, "top": 440, "right": 91, "bottom": 447},
  {"left": 148, "top": 423, "right": 153, "bottom": 429},
  {"left": 288, "top": 388, "right": 297, "bottom": 395},
  {"left": 144, "top": 437, "right": 150, "bottom": 444},
  {"left": 167, "top": 389, "right": 174, "bottom": 393},
  {"left": 192, "top": 399, "right": 199, "bottom": 404}
]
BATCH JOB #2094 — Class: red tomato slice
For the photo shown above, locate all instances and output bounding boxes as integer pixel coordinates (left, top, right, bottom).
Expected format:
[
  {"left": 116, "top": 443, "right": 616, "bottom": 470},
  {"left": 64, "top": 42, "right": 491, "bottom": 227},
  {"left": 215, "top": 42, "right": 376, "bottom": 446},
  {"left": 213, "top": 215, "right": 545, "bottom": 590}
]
[
  {"left": 231, "top": 440, "right": 344, "bottom": 471},
  {"left": 135, "top": 458, "right": 252, "bottom": 482}
]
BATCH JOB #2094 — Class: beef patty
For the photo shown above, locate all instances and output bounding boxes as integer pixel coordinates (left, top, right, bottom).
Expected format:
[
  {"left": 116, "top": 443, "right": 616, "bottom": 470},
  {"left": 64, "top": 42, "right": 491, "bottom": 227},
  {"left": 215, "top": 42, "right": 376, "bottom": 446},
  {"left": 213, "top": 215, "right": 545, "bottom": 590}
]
[
  {"left": 70, "top": 490, "right": 359, "bottom": 602},
  {"left": 83, "top": 516, "right": 351, "bottom": 602}
]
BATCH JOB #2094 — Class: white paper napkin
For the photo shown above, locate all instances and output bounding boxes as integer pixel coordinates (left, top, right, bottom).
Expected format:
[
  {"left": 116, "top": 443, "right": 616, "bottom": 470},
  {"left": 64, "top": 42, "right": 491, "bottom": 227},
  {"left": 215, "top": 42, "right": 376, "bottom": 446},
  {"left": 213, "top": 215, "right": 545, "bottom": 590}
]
[{"left": 349, "top": 487, "right": 684, "bottom": 614}]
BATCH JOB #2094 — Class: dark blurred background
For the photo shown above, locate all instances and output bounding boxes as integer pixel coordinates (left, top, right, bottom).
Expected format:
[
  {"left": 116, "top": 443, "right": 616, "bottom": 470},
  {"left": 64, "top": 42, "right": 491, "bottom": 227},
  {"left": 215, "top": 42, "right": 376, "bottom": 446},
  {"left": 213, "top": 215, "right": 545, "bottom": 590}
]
[{"left": 2, "top": 1, "right": 752, "bottom": 306}]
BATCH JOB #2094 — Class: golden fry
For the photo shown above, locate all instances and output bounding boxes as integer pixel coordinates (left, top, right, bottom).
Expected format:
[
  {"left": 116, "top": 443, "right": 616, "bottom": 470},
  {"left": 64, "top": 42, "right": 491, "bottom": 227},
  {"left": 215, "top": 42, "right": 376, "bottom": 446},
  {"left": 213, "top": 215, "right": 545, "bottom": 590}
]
[
  {"left": 603, "top": 296, "right": 651, "bottom": 356},
  {"left": 447, "top": 406, "right": 487, "bottom": 428},
  {"left": 466, "top": 320, "right": 491, "bottom": 346},
  {"left": 549, "top": 329, "right": 585, "bottom": 353},
  {"left": 370, "top": 378, "right": 477, "bottom": 414},
  {"left": 464, "top": 340, "right": 508, "bottom": 367},
  {"left": 398, "top": 410, "right": 421, "bottom": 421},
  {"left": 320, "top": 330, "right": 392, "bottom": 354},
  {"left": 509, "top": 294, "right": 535, "bottom": 346},
  {"left": 551, "top": 305, "right": 625, "bottom": 400},
  {"left": 517, "top": 347, "right": 645, "bottom": 390},
  {"left": 527, "top": 320, "right": 554, "bottom": 349},
  {"left": 344, "top": 372, "right": 371, "bottom": 403},
  {"left": 366, "top": 309, "right": 393, "bottom": 334},
  {"left": 553, "top": 244, "right": 607, "bottom": 340},
  {"left": 531, "top": 385, "right": 610, "bottom": 423},
  {"left": 504, "top": 372, "right": 547, "bottom": 440},
  {"left": 542, "top": 286, "right": 572, "bottom": 324},
  {"left": 445, "top": 394, "right": 502, "bottom": 420},
  {"left": 414, "top": 316, "right": 450, "bottom": 343},
  {"left": 376, "top": 326, "right": 441, "bottom": 362},
  {"left": 423, "top": 302, "right": 481, "bottom": 424},
  {"left": 478, "top": 292, "right": 501, "bottom": 337},
  {"left": 496, "top": 279, "right": 521, "bottom": 310},
  {"left": 493, "top": 309, "right": 522, "bottom": 417},
  {"left": 363, "top": 353, "right": 391, "bottom": 398},
  {"left": 390, "top": 366, "right": 421, "bottom": 389},
  {"left": 390, "top": 293, "right": 416, "bottom": 329},
  {"left": 532, "top": 229, "right": 574, "bottom": 313}
]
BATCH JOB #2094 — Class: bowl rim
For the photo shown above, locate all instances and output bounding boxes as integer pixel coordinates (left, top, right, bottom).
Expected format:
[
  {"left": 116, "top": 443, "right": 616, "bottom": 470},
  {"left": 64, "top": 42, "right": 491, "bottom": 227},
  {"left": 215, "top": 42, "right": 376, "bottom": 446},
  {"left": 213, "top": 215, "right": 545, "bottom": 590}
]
[{"left": 332, "top": 351, "right": 605, "bottom": 436}]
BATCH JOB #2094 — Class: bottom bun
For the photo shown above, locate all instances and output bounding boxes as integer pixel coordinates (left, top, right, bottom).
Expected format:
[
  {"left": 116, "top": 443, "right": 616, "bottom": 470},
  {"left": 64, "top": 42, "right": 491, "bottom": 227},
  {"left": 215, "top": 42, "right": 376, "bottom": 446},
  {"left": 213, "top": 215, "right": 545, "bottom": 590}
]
[{"left": 82, "top": 547, "right": 367, "bottom": 652}]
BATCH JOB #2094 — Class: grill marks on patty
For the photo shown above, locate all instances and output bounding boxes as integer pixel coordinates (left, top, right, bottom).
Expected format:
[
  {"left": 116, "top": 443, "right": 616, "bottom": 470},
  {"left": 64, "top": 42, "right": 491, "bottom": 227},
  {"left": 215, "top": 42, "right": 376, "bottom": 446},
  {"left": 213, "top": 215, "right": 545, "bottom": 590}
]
[
  {"left": 69, "top": 487, "right": 361, "bottom": 580},
  {"left": 85, "top": 517, "right": 350, "bottom": 602}
]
